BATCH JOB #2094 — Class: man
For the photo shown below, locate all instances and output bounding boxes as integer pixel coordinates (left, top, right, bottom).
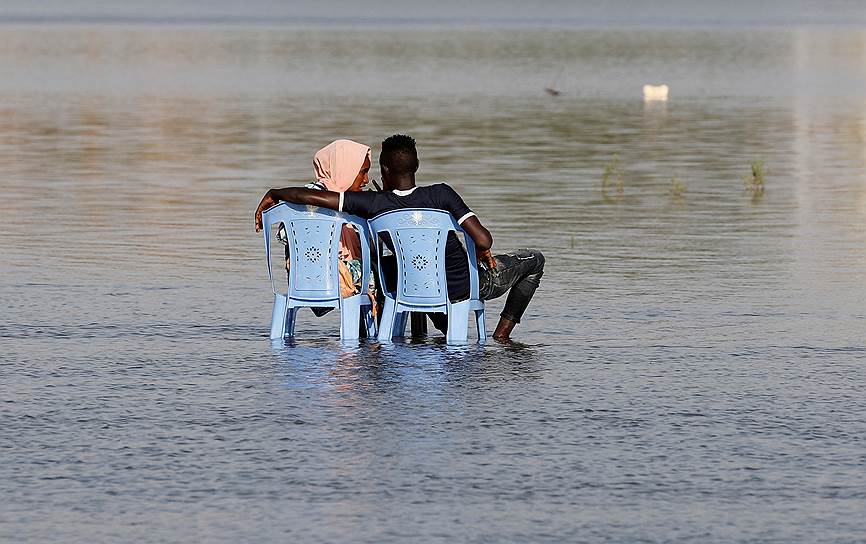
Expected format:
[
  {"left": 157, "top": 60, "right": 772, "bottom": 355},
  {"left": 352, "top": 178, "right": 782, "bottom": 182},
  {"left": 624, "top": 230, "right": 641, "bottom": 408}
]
[{"left": 255, "top": 134, "right": 544, "bottom": 341}]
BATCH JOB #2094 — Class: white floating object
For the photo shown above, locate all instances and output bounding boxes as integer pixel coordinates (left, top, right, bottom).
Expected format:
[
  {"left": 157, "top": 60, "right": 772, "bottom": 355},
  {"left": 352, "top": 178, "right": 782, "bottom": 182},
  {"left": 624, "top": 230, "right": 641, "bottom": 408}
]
[{"left": 643, "top": 84, "right": 669, "bottom": 101}]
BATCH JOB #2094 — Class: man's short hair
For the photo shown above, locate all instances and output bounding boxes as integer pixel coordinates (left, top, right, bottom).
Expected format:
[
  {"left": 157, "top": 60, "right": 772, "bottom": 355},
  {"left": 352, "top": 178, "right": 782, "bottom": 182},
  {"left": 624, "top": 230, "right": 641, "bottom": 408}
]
[{"left": 381, "top": 134, "right": 418, "bottom": 175}]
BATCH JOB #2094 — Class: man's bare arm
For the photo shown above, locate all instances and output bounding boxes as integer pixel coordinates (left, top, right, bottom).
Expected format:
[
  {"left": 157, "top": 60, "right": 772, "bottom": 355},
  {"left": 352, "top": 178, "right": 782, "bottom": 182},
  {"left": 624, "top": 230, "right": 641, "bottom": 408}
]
[
  {"left": 254, "top": 187, "right": 341, "bottom": 232},
  {"left": 460, "top": 215, "right": 497, "bottom": 269}
]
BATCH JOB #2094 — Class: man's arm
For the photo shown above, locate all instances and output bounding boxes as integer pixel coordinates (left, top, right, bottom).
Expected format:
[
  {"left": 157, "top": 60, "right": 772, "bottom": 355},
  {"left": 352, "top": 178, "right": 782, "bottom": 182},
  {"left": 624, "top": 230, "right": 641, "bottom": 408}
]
[
  {"left": 254, "top": 187, "right": 341, "bottom": 232},
  {"left": 434, "top": 184, "right": 497, "bottom": 269},
  {"left": 460, "top": 215, "right": 497, "bottom": 269}
]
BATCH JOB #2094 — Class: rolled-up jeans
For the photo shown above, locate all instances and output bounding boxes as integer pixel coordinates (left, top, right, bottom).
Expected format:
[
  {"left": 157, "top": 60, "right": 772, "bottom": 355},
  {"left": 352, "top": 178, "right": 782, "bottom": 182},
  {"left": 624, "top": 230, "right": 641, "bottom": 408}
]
[{"left": 478, "top": 249, "right": 545, "bottom": 323}]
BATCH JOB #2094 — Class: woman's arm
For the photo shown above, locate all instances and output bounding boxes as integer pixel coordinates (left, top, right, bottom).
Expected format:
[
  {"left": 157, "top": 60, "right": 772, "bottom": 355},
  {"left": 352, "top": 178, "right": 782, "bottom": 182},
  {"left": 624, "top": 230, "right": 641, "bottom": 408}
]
[{"left": 254, "top": 187, "right": 341, "bottom": 232}]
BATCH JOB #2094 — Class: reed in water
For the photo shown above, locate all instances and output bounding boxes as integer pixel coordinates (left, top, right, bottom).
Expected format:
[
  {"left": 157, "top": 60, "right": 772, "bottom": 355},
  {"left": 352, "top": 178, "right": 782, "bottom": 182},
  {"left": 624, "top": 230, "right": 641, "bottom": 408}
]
[{"left": 744, "top": 160, "right": 766, "bottom": 201}]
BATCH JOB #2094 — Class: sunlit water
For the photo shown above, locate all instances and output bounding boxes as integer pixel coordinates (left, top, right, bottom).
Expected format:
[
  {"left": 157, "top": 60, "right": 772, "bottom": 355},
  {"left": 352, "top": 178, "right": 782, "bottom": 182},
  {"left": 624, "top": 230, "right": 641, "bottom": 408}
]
[{"left": 1, "top": 18, "right": 865, "bottom": 543}]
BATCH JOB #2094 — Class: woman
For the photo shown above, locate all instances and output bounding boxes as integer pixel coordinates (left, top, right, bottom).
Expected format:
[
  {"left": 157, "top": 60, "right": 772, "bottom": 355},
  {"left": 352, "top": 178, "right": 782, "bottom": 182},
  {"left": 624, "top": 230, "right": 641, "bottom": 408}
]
[{"left": 276, "top": 139, "right": 373, "bottom": 312}]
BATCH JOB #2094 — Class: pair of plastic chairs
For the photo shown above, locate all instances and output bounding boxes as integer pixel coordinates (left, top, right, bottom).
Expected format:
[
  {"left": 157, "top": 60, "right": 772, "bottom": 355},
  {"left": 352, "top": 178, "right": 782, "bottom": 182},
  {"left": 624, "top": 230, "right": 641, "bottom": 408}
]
[{"left": 261, "top": 203, "right": 485, "bottom": 343}]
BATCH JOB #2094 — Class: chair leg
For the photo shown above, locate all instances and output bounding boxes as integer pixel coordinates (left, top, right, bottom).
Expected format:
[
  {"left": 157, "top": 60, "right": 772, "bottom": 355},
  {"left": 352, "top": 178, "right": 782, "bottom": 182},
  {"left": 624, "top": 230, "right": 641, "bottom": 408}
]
[
  {"left": 395, "top": 311, "right": 409, "bottom": 338},
  {"left": 270, "top": 294, "right": 288, "bottom": 339},
  {"left": 364, "top": 306, "right": 377, "bottom": 338},
  {"left": 446, "top": 301, "right": 470, "bottom": 344},
  {"left": 340, "top": 297, "right": 361, "bottom": 341},
  {"left": 377, "top": 298, "right": 397, "bottom": 343},
  {"left": 285, "top": 307, "right": 299, "bottom": 338},
  {"left": 475, "top": 308, "right": 486, "bottom": 342}
]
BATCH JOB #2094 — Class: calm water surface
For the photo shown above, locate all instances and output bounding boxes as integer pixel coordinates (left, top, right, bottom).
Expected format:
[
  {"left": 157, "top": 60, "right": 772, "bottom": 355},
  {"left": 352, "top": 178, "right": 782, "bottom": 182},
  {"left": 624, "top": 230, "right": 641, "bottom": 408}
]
[{"left": 1, "top": 20, "right": 865, "bottom": 543}]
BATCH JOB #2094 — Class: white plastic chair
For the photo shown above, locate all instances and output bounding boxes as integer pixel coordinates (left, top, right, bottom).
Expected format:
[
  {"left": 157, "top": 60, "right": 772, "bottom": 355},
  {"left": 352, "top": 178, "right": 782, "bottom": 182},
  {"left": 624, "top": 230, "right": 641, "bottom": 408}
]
[
  {"left": 369, "top": 208, "right": 485, "bottom": 344},
  {"left": 262, "top": 202, "right": 376, "bottom": 340}
]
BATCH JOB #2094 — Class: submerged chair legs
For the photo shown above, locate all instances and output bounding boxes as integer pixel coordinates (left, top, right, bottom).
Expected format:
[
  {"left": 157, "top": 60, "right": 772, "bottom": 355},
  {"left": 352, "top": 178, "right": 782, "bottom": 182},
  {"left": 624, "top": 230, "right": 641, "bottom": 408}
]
[
  {"left": 445, "top": 301, "right": 470, "bottom": 344},
  {"left": 270, "top": 294, "right": 288, "bottom": 339},
  {"left": 375, "top": 298, "right": 485, "bottom": 344},
  {"left": 377, "top": 302, "right": 416, "bottom": 342},
  {"left": 395, "top": 312, "right": 409, "bottom": 337},
  {"left": 339, "top": 299, "right": 359, "bottom": 340},
  {"left": 273, "top": 297, "right": 373, "bottom": 341},
  {"left": 285, "top": 308, "right": 298, "bottom": 337},
  {"left": 269, "top": 296, "right": 299, "bottom": 340},
  {"left": 362, "top": 309, "right": 376, "bottom": 338},
  {"left": 377, "top": 297, "right": 398, "bottom": 343},
  {"left": 475, "top": 308, "right": 486, "bottom": 342}
]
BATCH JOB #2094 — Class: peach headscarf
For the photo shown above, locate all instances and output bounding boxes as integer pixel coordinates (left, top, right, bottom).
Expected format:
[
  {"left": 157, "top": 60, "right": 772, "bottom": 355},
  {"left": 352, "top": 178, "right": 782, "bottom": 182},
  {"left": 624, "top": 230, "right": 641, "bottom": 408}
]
[
  {"left": 313, "top": 139, "right": 371, "bottom": 193},
  {"left": 312, "top": 139, "right": 370, "bottom": 262}
]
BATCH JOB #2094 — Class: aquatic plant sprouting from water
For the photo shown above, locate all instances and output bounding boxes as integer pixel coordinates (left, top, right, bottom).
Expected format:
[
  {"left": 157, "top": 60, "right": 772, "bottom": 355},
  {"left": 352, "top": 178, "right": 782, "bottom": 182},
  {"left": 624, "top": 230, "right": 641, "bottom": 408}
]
[
  {"left": 670, "top": 176, "right": 687, "bottom": 199},
  {"left": 601, "top": 154, "right": 624, "bottom": 199},
  {"left": 743, "top": 160, "right": 765, "bottom": 200}
]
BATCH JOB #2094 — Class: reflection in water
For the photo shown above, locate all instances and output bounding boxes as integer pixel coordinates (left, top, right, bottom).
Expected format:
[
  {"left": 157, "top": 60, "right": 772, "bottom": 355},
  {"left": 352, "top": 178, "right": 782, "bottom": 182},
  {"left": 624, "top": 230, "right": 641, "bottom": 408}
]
[
  {"left": 269, "top": 338, "right": 542, "bottom": 396},
  {"left": 2, "top": 22, "right": 866, "bottom": 544}
]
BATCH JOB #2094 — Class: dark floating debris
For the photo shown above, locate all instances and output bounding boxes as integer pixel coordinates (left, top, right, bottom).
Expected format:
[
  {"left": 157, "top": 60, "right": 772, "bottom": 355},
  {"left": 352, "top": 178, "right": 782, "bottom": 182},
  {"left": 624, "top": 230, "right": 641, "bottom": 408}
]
[{"left": 545, "top": 67, "right": 564, "bottom": 96}]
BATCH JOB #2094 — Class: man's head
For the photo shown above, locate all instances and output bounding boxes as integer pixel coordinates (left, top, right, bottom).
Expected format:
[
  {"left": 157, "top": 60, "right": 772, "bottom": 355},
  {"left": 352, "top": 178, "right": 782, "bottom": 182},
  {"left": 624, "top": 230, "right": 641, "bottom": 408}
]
[{"left": 379, "top": 134, "right": 419, "bottom": 190}]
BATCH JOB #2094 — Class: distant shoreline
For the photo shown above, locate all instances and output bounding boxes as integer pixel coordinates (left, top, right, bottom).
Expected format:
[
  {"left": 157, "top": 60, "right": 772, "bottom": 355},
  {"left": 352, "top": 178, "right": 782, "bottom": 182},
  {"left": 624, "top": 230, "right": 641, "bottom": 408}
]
[{"left": 2, "top": 14, "right": 866, "bottom": 29}]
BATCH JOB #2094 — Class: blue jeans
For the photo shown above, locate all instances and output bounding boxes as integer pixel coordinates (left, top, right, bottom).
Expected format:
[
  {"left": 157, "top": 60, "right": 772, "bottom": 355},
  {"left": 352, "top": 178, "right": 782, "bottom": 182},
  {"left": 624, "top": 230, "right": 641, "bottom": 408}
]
[{"left": 479, "top": 249, "right": 545, "bottom": 324}]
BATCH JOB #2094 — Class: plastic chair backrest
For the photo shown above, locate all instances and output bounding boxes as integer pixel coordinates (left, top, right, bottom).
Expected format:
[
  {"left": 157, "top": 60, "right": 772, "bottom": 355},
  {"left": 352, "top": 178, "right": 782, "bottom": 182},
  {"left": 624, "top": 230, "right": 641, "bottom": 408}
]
[
  {"left": 262, "top": 202, "right": 371, "bottom": 303},
  {"left": 369, "top": 208, "right": 479, "bottom": 308}
]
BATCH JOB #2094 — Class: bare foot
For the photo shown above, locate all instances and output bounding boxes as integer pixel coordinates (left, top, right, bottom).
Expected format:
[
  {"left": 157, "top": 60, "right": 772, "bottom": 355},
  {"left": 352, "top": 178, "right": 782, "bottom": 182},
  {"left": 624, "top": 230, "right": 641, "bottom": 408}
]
[{"left": 492, "top": 317, "right": 517, "bottom": 342}]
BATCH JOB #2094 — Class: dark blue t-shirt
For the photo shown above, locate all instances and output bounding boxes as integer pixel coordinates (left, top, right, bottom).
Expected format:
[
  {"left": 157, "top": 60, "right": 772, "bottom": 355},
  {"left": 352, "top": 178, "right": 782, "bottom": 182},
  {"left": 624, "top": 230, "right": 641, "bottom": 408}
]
[{"left": 342, "top": 184, "right": 476, "bottom": 302}]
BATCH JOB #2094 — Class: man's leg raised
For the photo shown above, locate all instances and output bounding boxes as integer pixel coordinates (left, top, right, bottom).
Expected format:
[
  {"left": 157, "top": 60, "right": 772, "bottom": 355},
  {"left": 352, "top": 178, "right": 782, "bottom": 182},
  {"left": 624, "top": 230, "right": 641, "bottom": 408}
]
[{"left": 479, "top": 249, "right": 545, "bottom": 341}]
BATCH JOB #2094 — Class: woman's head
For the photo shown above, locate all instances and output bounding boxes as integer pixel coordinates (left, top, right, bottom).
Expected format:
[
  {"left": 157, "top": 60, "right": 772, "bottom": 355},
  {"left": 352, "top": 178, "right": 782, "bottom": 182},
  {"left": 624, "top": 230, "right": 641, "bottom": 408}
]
[{"left": 313, "top": 139, "right": 371, "bottom": 192}]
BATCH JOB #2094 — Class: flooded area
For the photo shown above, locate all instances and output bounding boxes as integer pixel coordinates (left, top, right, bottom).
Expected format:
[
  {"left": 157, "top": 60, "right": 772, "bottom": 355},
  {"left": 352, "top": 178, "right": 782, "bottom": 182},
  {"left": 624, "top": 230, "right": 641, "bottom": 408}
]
[{"left": 1, "top": 11, "right": 865, "bottom": 543}]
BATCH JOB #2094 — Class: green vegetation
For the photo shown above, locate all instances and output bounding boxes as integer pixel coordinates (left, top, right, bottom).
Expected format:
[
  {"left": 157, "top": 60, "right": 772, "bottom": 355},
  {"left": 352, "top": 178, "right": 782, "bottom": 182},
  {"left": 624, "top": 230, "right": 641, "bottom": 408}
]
[
  {"left": 670, "top": 176, "right": 687, "bottom": 198},
  {"left": 601, "top": 154, "right": 624, "bottom": 199},
  {"left": 743, "top": 160, "right": 766, "bottom": 200}
]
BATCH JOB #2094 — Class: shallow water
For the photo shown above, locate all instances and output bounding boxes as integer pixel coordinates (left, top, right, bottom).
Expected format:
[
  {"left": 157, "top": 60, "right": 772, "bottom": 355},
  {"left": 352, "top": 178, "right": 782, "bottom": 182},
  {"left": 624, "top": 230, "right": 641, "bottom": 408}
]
[{"left": 1, "top": 16, "right": 865, "bottom": 543}]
